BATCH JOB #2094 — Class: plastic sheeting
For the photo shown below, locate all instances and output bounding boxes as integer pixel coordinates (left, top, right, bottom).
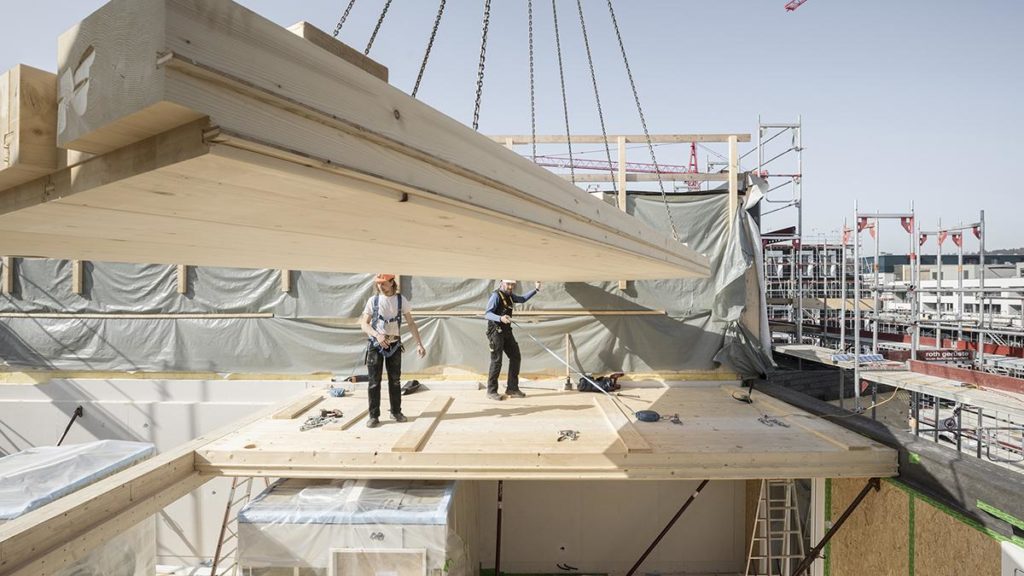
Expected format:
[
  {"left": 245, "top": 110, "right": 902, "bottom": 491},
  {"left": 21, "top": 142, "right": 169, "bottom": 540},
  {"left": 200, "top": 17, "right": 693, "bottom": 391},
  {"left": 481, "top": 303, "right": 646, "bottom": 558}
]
[
  {"left": 0, "top": 439, "right": 155, "bottom": 520},
  {"left": 238, "top": 479, "right": 470, "bottom": 575},
  {"left": 0, "top": 192, "right": 769, "bottom": 377}
]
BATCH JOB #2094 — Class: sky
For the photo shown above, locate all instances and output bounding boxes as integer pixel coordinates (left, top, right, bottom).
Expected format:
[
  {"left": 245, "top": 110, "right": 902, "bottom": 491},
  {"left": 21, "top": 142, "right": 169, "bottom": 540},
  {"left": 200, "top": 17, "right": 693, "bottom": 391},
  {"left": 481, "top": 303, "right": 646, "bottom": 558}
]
[{"left": 2, "top": 0, "right": 1021, "bottom": 252}]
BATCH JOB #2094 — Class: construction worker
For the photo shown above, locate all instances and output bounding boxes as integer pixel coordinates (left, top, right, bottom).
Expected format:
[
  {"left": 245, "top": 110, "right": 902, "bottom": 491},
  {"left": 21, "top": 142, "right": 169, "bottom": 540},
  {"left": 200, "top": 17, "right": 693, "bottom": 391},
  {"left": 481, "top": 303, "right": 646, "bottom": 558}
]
[
  {"left": 484, "top": 279, "right": 541, "bottom": 400},
  {"left": 360, "top": 274, "right": 426, "bottom": 428}
]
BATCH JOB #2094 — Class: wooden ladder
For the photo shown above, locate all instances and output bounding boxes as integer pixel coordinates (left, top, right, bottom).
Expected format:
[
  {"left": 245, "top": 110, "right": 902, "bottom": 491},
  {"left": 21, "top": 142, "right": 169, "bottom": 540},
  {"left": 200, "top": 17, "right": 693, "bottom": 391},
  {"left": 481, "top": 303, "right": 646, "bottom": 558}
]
[
  {"left": 745, "top": 479, "right": 807, "bottom": 576},
  {"left": 210, "top": 477, "right": 262, "bottom": 576}
]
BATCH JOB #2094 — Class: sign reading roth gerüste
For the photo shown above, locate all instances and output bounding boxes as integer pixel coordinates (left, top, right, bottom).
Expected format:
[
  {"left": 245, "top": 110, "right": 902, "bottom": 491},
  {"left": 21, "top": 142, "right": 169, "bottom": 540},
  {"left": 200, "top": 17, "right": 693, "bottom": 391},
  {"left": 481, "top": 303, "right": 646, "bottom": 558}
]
[{"left": 919, "top": 349, "right": 974, "bottom": 362}]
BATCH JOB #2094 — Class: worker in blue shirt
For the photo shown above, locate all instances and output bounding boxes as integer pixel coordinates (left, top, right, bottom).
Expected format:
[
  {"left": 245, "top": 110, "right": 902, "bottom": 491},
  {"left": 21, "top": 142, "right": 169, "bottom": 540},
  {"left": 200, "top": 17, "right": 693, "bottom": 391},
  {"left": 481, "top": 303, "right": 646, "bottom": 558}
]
[{"left": 484, "top": 279, "right": 541, "bottom": 400}]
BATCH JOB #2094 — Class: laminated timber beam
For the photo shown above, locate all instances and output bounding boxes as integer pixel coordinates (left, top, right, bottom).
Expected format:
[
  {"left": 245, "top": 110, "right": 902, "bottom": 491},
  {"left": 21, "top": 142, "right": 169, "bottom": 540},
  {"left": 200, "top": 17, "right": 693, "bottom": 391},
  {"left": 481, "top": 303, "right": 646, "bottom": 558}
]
[
  {"left": 0, "top": 65, "right": 58, "bottom": 190},
  {"left": 0, "top": 0, "right": 710, "bottom": 281}
]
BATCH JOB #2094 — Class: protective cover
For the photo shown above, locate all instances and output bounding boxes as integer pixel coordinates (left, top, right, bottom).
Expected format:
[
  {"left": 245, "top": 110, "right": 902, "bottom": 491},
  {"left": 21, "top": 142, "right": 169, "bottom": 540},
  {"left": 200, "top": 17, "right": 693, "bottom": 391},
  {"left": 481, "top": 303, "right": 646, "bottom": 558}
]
[
  {"left": 0, "top": 440, "right": 157, "bottom": 576},
  {"left": 238, "top": 479, "right": 470, "bottom": 575},
  {"left": 0, "top": 190, "right": 769, "bottom": 378},
  {"left": 0, "top": 439, "right": 155, "bottom": 520}
]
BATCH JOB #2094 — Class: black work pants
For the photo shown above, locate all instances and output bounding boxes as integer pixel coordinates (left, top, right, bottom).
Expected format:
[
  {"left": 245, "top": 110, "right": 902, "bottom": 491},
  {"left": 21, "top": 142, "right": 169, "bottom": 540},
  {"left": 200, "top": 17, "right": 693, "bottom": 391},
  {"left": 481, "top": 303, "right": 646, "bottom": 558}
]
[
  {"left": 487, "top": 327, "right": 522, "bottom": 394},
  {"left": 366, "top": 344, "right": 402, "bottom": 418}
]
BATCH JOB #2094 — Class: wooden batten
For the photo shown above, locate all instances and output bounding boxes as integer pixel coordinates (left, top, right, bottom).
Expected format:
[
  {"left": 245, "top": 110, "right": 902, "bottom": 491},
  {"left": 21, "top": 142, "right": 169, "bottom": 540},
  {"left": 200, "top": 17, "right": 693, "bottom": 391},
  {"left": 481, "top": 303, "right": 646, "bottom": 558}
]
[
  {"left": 0, "top": 65, "right": 59, "bottom": 190},
  {"left": 286, "top": 21, "right": 389, "bottom": 82}
]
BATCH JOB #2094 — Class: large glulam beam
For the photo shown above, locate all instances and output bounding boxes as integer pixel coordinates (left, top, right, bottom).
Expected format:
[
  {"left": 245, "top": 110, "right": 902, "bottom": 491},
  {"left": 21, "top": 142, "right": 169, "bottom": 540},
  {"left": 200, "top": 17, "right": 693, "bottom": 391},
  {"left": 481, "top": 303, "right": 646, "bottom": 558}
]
[{"left": 34, "top": 0, "right": 708, "bottom": 280}]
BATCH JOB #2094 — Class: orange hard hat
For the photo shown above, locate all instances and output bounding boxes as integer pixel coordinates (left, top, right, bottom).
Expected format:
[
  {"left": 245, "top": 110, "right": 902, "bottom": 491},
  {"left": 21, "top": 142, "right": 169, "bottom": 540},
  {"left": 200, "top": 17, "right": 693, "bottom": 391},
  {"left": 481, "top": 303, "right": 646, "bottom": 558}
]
[{"left": 375, "top": 274, "right": 396, "bottom": 284}]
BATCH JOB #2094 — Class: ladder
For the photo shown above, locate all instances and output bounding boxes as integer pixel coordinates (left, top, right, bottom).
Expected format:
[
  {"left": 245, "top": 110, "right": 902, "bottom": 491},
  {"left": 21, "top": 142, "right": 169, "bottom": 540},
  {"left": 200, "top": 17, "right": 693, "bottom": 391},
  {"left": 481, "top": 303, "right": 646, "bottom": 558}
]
[
  {"left": 210, "top": 477, "right": 262, "bottom": 576},
  {"left": 745, "top": 479, "right": 807, "bottom": 576}
]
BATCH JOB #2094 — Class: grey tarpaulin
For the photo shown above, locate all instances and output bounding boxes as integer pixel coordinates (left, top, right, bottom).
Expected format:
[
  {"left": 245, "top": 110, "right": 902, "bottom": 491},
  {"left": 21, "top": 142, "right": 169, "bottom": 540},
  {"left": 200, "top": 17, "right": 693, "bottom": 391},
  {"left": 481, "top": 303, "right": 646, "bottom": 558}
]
[{"left": 0, "top": 192, "right": 767, "bottom": 376}]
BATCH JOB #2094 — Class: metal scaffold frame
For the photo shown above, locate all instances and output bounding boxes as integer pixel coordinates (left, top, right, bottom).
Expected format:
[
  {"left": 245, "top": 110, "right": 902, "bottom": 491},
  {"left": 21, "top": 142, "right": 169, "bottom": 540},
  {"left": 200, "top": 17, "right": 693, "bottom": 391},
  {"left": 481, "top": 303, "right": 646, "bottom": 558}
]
[{"left": 757, "top": 116, "right": 804, "bottom": 343}]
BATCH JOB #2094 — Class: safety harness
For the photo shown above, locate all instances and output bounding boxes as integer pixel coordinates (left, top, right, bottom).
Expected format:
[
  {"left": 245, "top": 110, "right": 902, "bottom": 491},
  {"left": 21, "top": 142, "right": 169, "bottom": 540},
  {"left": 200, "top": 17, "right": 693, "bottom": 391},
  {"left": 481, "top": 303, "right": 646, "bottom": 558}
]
[{"left": 369, "top": 294, "right": 403, "bottom": 358}]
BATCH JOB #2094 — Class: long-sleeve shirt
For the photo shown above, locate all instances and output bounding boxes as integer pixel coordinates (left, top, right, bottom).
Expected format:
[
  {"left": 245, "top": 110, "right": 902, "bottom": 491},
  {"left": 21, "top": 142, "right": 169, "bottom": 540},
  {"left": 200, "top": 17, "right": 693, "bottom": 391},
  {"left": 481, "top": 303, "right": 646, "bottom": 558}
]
[{"left": 484, "top": 288, "right": 538, "bottom": 323}]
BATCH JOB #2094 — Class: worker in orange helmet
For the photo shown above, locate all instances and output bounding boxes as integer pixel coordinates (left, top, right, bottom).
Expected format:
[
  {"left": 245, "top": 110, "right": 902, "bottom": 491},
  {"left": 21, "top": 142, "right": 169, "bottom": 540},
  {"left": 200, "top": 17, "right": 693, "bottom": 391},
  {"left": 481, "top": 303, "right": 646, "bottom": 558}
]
[{"left": 359, "top": 274, "right": 426, "bottom": 428}]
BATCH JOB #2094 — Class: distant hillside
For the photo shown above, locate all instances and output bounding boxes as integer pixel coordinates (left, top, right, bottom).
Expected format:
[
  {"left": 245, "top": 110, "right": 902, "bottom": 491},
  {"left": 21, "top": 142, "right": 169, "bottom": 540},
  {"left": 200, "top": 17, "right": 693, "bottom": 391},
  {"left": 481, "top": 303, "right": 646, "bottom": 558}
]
[{"left": 986, "top": 247, "right": 1024, "bottom": 255}]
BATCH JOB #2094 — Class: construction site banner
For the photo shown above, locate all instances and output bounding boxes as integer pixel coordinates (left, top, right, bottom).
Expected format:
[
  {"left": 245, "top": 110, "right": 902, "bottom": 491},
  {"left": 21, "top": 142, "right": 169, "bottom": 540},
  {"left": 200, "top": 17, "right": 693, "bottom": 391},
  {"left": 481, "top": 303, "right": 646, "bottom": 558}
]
[{"left": 0, "top": 192, "right": 765, "bottom": 376}]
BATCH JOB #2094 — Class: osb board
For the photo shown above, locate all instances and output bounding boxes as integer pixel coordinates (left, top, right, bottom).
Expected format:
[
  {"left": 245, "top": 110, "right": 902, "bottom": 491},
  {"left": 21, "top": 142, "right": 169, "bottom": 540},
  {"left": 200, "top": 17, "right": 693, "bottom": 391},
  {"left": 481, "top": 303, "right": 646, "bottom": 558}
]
[
  {"left": 915, "top": 498, "right": 1000, "bottom": 576},
  {"left": 193, "top": 382, "right": 896, "bottom": 480},
  {"left": 829, "top": 478, "right": 909, "bottom": 576}
]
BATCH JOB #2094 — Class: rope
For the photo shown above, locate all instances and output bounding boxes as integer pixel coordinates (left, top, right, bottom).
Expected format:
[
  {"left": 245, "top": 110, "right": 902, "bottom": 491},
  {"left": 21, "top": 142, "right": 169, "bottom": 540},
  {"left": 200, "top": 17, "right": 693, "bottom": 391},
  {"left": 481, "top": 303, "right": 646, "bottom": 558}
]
[
  {"left": 576, "top": 0, "right": 616, "bottom": 193},
  {"left": 364, "top": 0, "right": 394, "bottom": 55},
  {"left": 412, "top": 0, "right": 447, "bottom": 98},
  {"left": 605, "top": 0, "right": 679, "bottom": 241},
  {"left": 332, "top": 0, "right": 358, "bottom": 38},
  {"left": 551, "top": 0, "right": 575, "bottom": 184},
  {"left": 472, "top": 0, "right": 493, "bottom": 131},
  {"left": 527, "top": 0, "right": 537, "bottom": 161}
]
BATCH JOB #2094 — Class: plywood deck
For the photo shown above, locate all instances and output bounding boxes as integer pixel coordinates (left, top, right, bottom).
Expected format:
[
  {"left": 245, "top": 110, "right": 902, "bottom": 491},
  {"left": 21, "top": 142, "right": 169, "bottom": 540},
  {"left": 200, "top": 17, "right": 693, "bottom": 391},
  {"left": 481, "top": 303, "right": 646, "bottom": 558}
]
[{"left": 196, "top": 381, "right": 897, "bottom": 480}]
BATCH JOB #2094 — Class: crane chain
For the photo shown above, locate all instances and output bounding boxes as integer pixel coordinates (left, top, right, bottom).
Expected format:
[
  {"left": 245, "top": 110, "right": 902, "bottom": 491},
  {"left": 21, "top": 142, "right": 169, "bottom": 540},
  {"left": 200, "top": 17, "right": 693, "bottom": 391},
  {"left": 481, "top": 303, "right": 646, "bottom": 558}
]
[
  {"left": 551, "top": 0, "right": 575, "bottom": 184},
  {"left": 412, "top": 0, "right": 447, "bottom": 98},
  {"left": 472, "top": 0, "right": 492, "bottom": 131},
  {"left": 606, "top": 0, "right": 679, "bottom": 242},
  {"left": 364, "top": 0, "right": 394, "bottom": 55},
  {"left": 576, "top": 0, "right": 616, "bottom": 193},
  {"left": 332, "top": 0, "right": 358, "bottom": 38}
]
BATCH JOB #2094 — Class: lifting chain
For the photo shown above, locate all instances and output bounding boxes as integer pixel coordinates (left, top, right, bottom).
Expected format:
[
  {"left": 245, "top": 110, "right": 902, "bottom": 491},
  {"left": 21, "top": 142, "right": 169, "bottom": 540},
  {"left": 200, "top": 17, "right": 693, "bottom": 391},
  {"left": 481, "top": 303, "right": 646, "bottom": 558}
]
[
  {"left": 551, "top": 0, "right": 575, "bottom": 184},
  {"left": 412, "top": 0, "right": 447, "bottom": 98},
  {"left": 527, "top": 0, "right": 537, "bottom": 161},
  {"left": 472, "top": 0, "right": 492, "bottom": 131},
  {"left": 364, "top": 0, "right": 394, "bottom": 55},
  {"left": 576, "top": 0, "right": 616, "bottom": 193},
  {"left": 332, "top": 0, "right": 358, "bottom": 38},
  {"left": 605, "top": 0, "right": 679, "bottom": 242}
]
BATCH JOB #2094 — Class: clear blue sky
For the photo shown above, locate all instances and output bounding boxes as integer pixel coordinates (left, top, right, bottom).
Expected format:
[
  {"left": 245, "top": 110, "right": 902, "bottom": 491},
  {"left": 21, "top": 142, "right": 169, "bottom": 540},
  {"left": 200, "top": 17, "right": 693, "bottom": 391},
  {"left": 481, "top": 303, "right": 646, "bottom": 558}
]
[{"left": 2, "top": 1, "right": 1020, "bottom": 252}]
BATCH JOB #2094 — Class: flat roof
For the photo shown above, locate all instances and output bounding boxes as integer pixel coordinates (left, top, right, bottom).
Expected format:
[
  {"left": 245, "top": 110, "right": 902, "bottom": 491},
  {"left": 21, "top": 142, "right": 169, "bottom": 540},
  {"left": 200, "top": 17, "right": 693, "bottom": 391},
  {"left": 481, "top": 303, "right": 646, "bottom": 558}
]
[{"left": 196, "top": 380, "right": 896, "bottom": 480}]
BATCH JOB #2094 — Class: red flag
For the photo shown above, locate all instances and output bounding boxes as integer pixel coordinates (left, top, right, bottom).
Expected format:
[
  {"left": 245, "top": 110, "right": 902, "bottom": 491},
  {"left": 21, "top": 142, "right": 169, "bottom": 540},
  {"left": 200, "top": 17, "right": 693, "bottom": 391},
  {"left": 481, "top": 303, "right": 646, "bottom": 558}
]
[
  {"left": 900, "top": 216, "right": 914, "bottom": 233},
  {"left": 938, "top": 231, "right": 948, "bottom": 245},
  {"left": 919, "top": 234, "right": 928, "bottom": 246},
  {"left": 972, "top": 225, "right": 982, "bottom": 240},
  {"left": 951, "top": 233, "right": 962, "bottom": 247},
  {"left": 857, "top": 217, "right": 869, "bottom": 232},
  {"left": 868, "top": 223, "right": 876, "bottom": 239},
  {"left": 841, "top": 227, "right": 851, "bottom": 245}
]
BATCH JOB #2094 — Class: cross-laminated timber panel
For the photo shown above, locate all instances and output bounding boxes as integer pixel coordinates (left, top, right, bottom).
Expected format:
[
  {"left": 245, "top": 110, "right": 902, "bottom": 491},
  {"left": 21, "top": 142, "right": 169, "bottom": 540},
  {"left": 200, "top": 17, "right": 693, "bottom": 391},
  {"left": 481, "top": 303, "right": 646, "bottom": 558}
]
[
  {"left": 0, "top": 65, "right": 58, "bottom": 190},
  {"left": 13, "top": 0, "right": 709, "bottom": 280},
  {"left": 0, "top": 120, "right": 702, "bottom": 280},
  {"left": 195, "top": 382, "right": 897, "bottom": 480}
]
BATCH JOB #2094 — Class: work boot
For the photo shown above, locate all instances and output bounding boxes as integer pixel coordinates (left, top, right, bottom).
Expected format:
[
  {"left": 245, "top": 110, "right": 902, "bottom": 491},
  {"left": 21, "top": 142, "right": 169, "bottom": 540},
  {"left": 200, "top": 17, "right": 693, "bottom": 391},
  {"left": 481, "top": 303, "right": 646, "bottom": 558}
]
[
  {"left": 506, "top": 389, "right": 526, "bottom": 399},
  {"left": 392, "top": 412, "right": 408, "bottom": 423},
  {"left": 487, "top": 392, "right": 503, "bottom": 401},
  {"left": 366, "top": 417, "right": 380, "bottom": 428}
]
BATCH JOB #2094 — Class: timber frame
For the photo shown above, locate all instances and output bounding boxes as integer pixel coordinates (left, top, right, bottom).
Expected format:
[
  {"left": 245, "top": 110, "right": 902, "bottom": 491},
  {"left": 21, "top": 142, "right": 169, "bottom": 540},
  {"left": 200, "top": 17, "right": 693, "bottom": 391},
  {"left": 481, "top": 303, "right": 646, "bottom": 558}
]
[{"left": 0, "top": 380, "right": 897, "bottom": 576}]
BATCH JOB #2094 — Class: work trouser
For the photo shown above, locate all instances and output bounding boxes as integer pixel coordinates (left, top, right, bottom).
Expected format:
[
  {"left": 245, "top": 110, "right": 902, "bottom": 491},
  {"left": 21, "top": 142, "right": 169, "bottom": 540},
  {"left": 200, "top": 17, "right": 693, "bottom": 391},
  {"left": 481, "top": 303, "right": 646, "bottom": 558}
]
[
  {"left": 486, "top": 326, "right": 522, "bottom": 395},
  {"left": 366, "top": 344, "right": 402, "bottom": 418}
]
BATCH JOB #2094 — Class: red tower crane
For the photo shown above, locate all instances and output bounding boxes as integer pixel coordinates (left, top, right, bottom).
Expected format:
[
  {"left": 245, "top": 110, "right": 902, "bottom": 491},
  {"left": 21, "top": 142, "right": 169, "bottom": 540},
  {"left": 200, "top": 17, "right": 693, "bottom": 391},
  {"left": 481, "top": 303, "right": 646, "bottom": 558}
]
[{"left": 784, "top": 0, "right": 809, "bottom": 11}]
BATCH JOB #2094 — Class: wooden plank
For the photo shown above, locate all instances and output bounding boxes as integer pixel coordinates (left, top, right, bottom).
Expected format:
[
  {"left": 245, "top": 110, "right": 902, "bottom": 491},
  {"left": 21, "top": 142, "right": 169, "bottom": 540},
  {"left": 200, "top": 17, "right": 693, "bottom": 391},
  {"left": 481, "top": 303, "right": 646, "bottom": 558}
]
[
  {"left": 593, "top": 394, "right": 652, "bottom": 453},
  {"left": 1, "top": 256, "right": 13, "bottom": 294},
  {"left": 0, "top": 385, "right": 321, "bottom": 575},
  {"left": 271, "top": 387, "right": 326, "bottom": 419},
  {"left": 176, "top": 264, "right": 188, "bottom": 294},
  {"left": 71, "top": 259, "right": 84, "bottom": 294},
  {"left": 280, "top": 268, "right": 291, "bottom": 293},
  {"left": 322, "top": 406, "right": 370, "bottom": 431},
  {"left": 617, "top": 136, "right": 628, "bottom": 292},
  {"left": 286, "top": 21, "right": 388, "bottom": 82},
  {"left": 41, "top": 0, "right": 709, "bottom": 281},
  {"left": 391, "top": 395, "right": 453, "bottom": 453},
  {"left": 724, "top": 385, "right": 869, "bottom": 451},
  {"left": 0, "top": 65, "right": 58, "bottom": 190},
  {"left": 728, "top": 135, "right": 738, "bottom": 231},
  {"left": 490, "top": 134, "right": 752, "bottom": 144}
]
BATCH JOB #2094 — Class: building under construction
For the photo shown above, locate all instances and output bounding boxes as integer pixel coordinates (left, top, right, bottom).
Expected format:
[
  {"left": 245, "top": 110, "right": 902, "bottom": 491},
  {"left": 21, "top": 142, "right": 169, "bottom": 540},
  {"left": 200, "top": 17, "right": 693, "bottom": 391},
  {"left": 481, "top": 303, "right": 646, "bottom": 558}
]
[{"left": 0, "top": 1, "right": 1021, "bottom": 576}]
